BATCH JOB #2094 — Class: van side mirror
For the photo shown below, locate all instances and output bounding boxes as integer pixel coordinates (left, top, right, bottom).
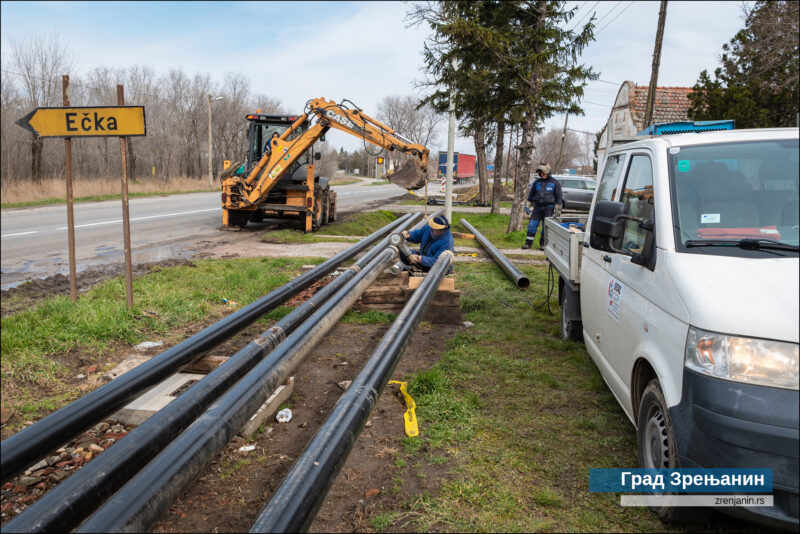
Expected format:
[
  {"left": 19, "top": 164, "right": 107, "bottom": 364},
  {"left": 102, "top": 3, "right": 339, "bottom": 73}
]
[
  {"left": 590, "top": 201, "right": 626, "bottom": 251},
  {"left": 590, "top": 200, "right": 655, "bottom": 269}
]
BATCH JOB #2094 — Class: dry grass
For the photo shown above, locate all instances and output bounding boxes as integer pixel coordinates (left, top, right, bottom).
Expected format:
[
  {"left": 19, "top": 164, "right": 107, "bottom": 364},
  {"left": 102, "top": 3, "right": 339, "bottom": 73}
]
[{"left": 1, "top": 176, "right": 215, "bottom": 206}]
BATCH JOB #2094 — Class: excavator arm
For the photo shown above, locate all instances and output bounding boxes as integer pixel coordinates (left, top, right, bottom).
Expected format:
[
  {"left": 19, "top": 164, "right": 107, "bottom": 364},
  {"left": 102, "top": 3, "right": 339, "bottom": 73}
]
[{"left": 227, "top": 97, "right": 429, "bottom": 208}]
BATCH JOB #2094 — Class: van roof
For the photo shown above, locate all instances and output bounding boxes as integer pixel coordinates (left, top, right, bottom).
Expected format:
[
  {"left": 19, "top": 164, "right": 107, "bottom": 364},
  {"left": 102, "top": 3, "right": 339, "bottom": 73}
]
[{"left": 607, "top": 127, "right": 798, "bottom": 154}]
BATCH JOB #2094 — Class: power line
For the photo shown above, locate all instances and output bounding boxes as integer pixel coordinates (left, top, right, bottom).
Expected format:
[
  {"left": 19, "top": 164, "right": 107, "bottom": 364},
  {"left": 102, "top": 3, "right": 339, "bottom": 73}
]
[
  {"left": 596, "top": 1, "right": 636, "bottom": 34},
  {"left": 569, "top": 1, "right": 600, "bottom": 31},
  {"left": 593, "top": 1, "right": 624, "bottom": 28}
]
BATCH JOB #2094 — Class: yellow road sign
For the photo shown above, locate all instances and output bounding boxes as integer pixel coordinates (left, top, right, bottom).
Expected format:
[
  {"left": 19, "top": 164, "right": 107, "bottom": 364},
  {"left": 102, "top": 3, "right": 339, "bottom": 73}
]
[{"left": 16, "top": 106, "right": 146, "bottom": 137}]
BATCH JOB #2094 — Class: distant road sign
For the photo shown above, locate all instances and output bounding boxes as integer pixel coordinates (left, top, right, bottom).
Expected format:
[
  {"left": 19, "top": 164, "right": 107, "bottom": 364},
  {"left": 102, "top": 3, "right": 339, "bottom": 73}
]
[{"left": 16, "top": 106, "right": 146, "bottom": 137}]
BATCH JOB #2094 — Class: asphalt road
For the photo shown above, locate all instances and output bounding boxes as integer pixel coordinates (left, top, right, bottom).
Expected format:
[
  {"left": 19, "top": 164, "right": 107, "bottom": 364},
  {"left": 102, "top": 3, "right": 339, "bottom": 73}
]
[{"left": 0, "top": 181, "right": 408, "bottom": 288}]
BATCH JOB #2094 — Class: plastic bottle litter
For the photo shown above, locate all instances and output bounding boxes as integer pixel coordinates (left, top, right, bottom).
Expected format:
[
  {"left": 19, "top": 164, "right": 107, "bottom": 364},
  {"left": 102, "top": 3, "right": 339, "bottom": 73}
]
[{"left": 275, "top": 408, "right": 292, "bottom": 423}]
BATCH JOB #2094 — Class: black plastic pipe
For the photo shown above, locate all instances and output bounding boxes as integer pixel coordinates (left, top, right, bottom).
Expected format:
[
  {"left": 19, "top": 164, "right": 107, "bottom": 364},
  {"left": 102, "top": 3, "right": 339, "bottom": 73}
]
[
  {"left": 250, "top": 250, "right": 455, "bottom": 533},
  {"left": 460, "top": 218, "right": 530, "bottom": 290},
  {"left": 0, "top": 214, "right": 411, "bottom": 482},
  {"left": 76, "top": 246, "right": 400, "bottom": 533},
  {"left": 3, "top": 214, "right": 422, "bottom": 534}
]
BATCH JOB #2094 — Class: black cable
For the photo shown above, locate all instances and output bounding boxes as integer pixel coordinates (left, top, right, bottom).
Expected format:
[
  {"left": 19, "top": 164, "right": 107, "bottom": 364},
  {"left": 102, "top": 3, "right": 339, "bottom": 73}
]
[{"left": 533, "top": 262, "right": 556, "bottom": 314}]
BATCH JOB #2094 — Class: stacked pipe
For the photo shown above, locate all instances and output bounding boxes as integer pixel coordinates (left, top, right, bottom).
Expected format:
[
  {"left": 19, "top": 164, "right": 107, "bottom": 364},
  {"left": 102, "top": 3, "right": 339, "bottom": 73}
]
[
  {"left": 460, "top": 218, "right": 530, "bottom": 290},
  {"left": 72, "top": 210, "right": 446, "bottom": 533},
  {"left": 3, "top": 213, "right": 423, "bottom": 533},
  {"left": 0, "top": 213, "right": 415, "bottom": 485},
  {"left": 76, "top": 243, "right": 402, "bottom": 533},
  {"left": 251, "top": 247, "right": 455, "bottom": 532}
]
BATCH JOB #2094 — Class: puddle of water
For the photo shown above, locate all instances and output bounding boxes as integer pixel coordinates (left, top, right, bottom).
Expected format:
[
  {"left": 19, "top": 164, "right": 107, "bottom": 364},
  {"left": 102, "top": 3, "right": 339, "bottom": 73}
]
[{"left": 1, "top": 243, "right": 195, "bottom": 291}]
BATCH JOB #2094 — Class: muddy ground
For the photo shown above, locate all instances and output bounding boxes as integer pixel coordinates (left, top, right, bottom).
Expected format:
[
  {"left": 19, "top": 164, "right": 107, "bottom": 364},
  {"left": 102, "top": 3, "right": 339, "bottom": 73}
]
[{"left": 1, "top": 220, "right": 464, "bottom": 532}]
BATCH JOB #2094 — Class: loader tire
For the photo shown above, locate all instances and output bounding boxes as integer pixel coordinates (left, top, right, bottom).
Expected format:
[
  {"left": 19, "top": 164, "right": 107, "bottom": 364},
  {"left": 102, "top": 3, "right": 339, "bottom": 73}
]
[
  {"left": 228, "top": 209, "right": 249, "bottom": 229},
  {"left": 322, "top": 187, "right": 331, "bottom": 226},
  {"left": 311, "top": 185, "right": 324, "bottom": 231},
  {"left": 328, "top": 191, "right": 337, "bottom": 222}
]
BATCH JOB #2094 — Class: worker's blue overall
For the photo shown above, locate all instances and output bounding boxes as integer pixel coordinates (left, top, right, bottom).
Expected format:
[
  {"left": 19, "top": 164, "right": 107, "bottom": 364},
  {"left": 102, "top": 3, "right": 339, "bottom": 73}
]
[
  {"left": 406, "top": 225, "right": 455, "bottom": 272},
  {"left": 525, "top": 175, "right": 563, "bottom": 249}
]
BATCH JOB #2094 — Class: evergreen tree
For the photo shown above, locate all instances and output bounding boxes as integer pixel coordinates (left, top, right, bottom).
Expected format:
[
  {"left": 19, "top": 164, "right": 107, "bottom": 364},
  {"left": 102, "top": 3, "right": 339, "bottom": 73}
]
[
  {"left": 410, "top": 1, "right": 596, "bottom": 232},
  {"left": 688, "top": 0, "right": 799, "bottom": 128}
]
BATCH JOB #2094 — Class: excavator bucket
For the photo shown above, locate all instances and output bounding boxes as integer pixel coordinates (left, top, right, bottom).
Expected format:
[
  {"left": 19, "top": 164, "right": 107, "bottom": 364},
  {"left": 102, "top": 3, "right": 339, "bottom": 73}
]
[{"left": 386, "top": 159, "right": 427, "bottom": 190}]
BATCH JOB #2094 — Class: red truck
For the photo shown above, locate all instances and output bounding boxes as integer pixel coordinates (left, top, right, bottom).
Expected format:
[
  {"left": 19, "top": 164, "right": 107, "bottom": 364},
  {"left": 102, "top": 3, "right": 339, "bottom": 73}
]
[{"left": 436, "top": 152, "right": 476, "bottom": 182}]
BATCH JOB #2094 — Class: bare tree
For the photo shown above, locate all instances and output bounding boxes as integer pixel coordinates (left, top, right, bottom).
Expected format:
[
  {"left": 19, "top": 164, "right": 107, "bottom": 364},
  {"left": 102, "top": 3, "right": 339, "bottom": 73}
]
[
  {"left": 531, "top": 128, "right": 593, "bottom": 174},
  {"left": 8, "top": 33, "right": 77, "bottom": 183},
  {"left": 376, "top": 94, "right": 442, "bottom": 171}
]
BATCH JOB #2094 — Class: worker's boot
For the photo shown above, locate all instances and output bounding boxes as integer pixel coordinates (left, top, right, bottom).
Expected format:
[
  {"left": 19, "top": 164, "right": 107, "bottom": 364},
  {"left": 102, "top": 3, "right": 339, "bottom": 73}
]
[{"left": 521, "top": 240, "right": 532, "bottom": 250}]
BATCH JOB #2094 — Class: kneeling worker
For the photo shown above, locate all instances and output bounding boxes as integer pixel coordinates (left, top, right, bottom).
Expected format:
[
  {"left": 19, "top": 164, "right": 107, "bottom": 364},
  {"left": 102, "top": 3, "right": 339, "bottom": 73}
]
[{"left": 401, "top": 215, "right": 455, "bottom": 272}]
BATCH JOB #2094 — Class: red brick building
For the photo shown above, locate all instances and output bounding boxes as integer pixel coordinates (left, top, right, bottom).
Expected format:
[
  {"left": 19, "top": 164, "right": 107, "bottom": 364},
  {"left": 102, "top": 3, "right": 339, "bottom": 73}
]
[{"left": 597, "top": 81, "right": 693, "bottom": 169}]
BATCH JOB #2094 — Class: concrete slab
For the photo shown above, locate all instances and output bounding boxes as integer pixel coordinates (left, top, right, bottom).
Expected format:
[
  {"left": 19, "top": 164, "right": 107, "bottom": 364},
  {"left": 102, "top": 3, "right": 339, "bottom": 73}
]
[
  {"left": 102, "top": 354, "right": 152, "bottom": 382},
  {"left": 113, "top": 372, "right": 207, "bottom": 426},
  {"left": 240, "top": 377, "right": 295, "bottom": 438}
]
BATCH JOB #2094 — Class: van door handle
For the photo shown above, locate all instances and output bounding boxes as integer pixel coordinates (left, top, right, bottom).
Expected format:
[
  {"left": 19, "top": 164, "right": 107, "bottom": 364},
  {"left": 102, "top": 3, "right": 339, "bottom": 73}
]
[{"left": 602, "top": 254, "right": 612, "bottom": 263}]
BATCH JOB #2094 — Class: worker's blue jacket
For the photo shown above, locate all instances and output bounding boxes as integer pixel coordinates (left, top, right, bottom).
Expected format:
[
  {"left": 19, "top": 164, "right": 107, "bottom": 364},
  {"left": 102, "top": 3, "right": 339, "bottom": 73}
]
[{"left": 406, "top": 225, "right": 455, "bottom": 271}]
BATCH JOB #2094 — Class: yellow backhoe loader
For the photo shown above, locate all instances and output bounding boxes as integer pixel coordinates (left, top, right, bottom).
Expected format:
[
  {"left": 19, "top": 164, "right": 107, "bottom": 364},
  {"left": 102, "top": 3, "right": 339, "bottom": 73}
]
[{"left": 220, "top": 97, "right": 429, "bottom": 230}]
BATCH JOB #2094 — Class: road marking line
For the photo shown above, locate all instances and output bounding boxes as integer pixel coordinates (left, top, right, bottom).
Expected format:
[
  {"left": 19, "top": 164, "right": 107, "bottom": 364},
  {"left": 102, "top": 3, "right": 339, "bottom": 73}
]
[
  {"left": 57, "top": 207, "right": 221, "bottom": 230},
  {"left": 1, "top": 230, "right": 39, "bottom": 238}
]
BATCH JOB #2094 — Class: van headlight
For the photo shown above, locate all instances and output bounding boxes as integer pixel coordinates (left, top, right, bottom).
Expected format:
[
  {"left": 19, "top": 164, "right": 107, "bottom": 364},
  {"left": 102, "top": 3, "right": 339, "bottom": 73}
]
[{"left": 685, "top": 327, "right": 799, "bottom": 390}]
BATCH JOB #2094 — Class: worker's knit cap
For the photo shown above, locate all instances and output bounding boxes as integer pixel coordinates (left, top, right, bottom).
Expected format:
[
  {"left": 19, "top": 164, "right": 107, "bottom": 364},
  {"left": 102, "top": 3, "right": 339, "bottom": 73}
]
[{"left": 429, "top": 215, "right": 450, "bottom": 230}]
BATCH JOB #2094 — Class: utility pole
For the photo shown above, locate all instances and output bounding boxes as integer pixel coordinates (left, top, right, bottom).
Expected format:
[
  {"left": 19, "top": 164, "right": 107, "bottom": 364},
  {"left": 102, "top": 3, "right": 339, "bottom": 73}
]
[
  {"left": 644, "top": 0, "right": 668, "bottom": 127},
  {"left": 556, "top": 113, "right": 569, "bottom": 172}
]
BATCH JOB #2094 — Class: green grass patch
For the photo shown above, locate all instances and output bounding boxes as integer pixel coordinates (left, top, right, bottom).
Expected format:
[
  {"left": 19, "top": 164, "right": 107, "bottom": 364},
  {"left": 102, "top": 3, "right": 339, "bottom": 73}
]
[
  {"left": 260, "top": 231, "right": 360, "bottom": 245},
  {"left": 260, "top": 210, "right": 397, "bottom": 244},
  {"left": 341, "top": 309, "right": 396, "bottom": 324},
  {"left": 363, "top": 180, "right": 392, "bottom": 186},
  {"left": 1, "top": 188, "right": 216, "bottom": 209},
  {"left": 329, "top": 178, "right": 361, "bottom": 186},
  {"left": 1, "top": 257, "right": 317, "bottom": 386},
  {"left": 383, "top": 261, "right": 673, "bottom": 532}
]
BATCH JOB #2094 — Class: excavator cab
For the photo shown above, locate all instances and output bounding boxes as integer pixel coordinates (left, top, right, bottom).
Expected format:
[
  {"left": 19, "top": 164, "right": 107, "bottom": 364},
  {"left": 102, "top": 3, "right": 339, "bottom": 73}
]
[{"left": 244, "top": 114, "right": 306, "bottom": 173}]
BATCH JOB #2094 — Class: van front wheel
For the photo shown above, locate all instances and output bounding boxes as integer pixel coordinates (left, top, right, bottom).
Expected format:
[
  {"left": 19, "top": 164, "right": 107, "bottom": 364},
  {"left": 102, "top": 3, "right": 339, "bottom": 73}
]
[{"left": 637, "top": 379, "right": 707, "bottom": 525}]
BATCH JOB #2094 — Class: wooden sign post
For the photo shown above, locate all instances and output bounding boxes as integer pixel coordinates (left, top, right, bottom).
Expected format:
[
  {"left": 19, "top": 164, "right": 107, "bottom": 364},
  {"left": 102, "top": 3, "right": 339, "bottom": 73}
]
[{"left": 16, "top": 79, "right": 146, "bottom": 307}]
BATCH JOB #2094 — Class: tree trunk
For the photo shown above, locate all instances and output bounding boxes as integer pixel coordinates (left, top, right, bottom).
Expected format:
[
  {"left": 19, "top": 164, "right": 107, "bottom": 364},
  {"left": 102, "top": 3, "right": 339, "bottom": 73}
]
[
  {"left": 473, "top": 124, "right": 489, "bottom": 205},
  {"left": 30, "top": 134, "right": 43, "bottom": 184},
  {"left": 507, "top": 108, "right": 537, "bottom": 232},
  {"left": 491, "top": 119, "right": 506, "bottom": 214},
  {"left": 507, "top": 1, "right": 545, "bottom": 233},
  {"left": 127, "top": 138, "right": 137, "bottom": 180}
]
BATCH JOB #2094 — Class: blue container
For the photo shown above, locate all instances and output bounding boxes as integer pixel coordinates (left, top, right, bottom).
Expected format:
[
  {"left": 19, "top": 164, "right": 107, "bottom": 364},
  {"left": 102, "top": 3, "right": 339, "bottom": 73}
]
[{"left": 637, "top": 120, "right": 735, "bottom": 136}]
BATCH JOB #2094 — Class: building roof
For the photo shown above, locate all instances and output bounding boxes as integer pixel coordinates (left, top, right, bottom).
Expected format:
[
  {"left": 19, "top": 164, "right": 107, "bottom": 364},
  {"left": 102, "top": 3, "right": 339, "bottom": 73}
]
[{"left": 629, "top": 84, "right": 693, "bottom": 131}]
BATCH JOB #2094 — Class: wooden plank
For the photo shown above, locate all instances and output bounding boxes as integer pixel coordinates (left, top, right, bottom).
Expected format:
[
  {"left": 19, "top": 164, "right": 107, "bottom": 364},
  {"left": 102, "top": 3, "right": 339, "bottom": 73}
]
[
  {"left": 182, "top": 355, "right": 229, "bottom": 374},
  {"left": 360, "top": 303, "right": 462, "bottom": 324},
  {"left": 405, "top": 289, "right": 460, "bottom": 307},
  {"left": 362, "top": 290, "right": 408, "bottom": 305},
  {"left": 372, "top": 270, "right": 409, "bottom": 287},
  {"left": 408, "top": 275, "right": 455, "bottom": 291},
  {"left": 241, "top": 377, "right": 295, "bottom": 438},
  {"left": 451, "top": 232, "right": 475, "bottom": 240}
]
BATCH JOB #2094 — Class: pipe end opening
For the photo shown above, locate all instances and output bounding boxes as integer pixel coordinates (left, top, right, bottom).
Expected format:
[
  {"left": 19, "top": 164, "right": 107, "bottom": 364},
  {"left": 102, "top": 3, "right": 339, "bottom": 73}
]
[{"left": 518, "top": 277, "right": 530, "bottom": 290}]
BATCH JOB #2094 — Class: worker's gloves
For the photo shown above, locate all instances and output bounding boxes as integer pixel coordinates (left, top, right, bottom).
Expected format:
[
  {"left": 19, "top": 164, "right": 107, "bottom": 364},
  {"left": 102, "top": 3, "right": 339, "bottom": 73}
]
[
  {"left": 524, "top": 201, "right": 532, "bottom": 216},
  {"left": 408, "top": 254, "right": 421, "bottom": 265},
  {"left": 554, "top": 204, "right": 563, "bottom": 217},
  {"left": 401, "top": 230, "right": 410, "bottom": 240}
]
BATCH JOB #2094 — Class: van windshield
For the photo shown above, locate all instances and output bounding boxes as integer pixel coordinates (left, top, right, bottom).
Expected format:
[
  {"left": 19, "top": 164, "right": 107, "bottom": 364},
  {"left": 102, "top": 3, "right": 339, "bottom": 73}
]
[{"left": 669, "top": 139, "right": 799, "bottom": 254}]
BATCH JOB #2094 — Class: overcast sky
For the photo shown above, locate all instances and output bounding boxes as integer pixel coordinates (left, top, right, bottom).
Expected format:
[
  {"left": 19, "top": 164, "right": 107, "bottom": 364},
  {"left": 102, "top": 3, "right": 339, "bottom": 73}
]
[{"left": 1, "top": 1, "right": 750, "bottom": 159}]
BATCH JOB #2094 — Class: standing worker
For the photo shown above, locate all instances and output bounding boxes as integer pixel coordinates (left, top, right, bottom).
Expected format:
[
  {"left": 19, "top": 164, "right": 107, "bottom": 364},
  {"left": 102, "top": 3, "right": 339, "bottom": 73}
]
[
  {"left": 401, "top": 215, "right": 455, "bottom": 272},
  {"left": 522, "top": 163, "right": 563, "bottom": 250}
]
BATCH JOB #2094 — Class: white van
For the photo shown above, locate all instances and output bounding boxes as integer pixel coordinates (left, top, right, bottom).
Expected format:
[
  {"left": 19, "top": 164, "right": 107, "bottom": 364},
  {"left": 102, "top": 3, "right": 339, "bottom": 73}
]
[{"left": 545, "top": 127, "right": 798, "bottom": 529}]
